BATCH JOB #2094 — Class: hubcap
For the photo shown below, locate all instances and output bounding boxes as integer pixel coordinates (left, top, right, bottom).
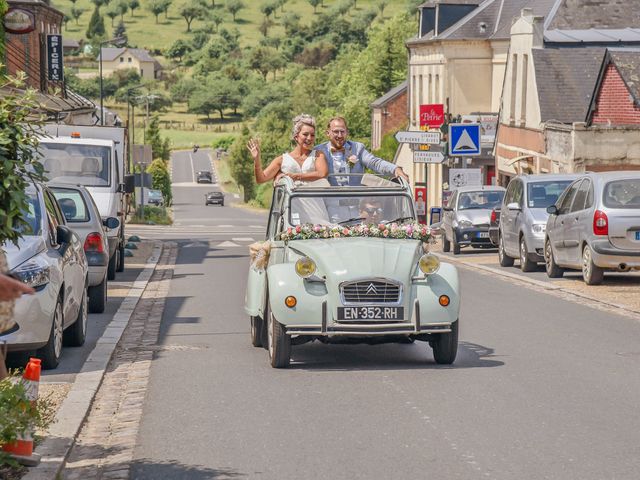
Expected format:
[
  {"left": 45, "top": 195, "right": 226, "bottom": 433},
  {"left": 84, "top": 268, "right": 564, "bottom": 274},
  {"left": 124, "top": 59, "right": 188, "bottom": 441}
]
[
  {"left": 583, "top": 248, "right": 591, "bottom": 278},
  {"left": 54, "top": 303, "right": 63, "bottom": 359},
  {"left": 520, "top": 239, "right": 526, "bottom": 264},
  {"left": 499, "top": 236, "right": 505, "bottom": 260},
  {"left": 545, "top": 242, "right": 552, "bottom": 271},
  {"left": 268, "top": 314, "right": 274, "bottom": 359},
  {"left": 81, "top": 291, "right": 87, "bottom": 335}
]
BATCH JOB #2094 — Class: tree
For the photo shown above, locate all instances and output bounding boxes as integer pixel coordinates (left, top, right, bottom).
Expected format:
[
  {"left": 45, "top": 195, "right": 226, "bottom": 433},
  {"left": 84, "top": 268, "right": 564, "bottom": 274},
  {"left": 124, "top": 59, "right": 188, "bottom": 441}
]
[
  {"left": 188, "top": 76, "right": 241, "bottom": 119},
  {"left": 294, "top": 41, "right": 335, "bottom": 68},
  {"left": 147, "top": 0, "right": 165, "bottom": 23},
  {"left": 307, "top": 0, "right": 321, "bottom": 13},
  {"left": 147, "top": 159, "right": 172, "bottom": 205},
  {"left": 260, "top": 1, "right": 275, "bottom": 19},
  {"left": 160, "top": 0, "right": 172, "bottom": 19},
  {"left": 209, "top": 11, "right": 224, "bottom": 32},
  {"left": 226, "top": 0, "right": 244, "bottom": 22},
  {"left": 259, "top": 17, "right": 274, "bottom": 37},
  {"left": 113, "top": 19, "right": 127, "bottom": 38},
  {"left": 86, "top": 6, "right": 106, "bottom": 39},
  {"left": 167, "top": 39, "right": 192, "bottom": 62},
  {"left": 128, "top": 0, "right": 140, "bottom": 17},
  {"left": 116, "top": 0, "right": 128, "bottom": 20},
  {"left": 247, "top": 46, "right": 283, "bottom": 80},
  {"left": 179, "top": 4, "right": 203, "bottom": 32},
  {"left": 105, "top": 5, "right": 119, "bottom": 26},
  {"left": 228, "top": 126, "right": 255, "bottom": 202},
  {"left": 281, "top": 11, "right": 300, "bottom": 35},
  {"left": 145, "top": 116, "right": 165, "bottom": 160},
  {"left": 71, "top": 7, "right": 85, "bottom": 24},
  {"left": 376, "top": 0, "right": 388, "bottom": 16}
]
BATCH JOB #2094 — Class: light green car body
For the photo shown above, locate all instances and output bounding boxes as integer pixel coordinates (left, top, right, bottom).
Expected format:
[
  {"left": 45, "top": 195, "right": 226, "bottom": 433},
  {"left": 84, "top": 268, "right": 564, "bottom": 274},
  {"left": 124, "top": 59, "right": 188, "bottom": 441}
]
[{"left": 245, "top": 176, "right": 461, "bottom": 351}]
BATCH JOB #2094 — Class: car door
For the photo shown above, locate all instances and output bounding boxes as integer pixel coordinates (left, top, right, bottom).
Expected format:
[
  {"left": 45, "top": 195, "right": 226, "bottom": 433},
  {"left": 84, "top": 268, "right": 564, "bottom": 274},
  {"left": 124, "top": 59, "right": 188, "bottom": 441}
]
[
  {"left": 245, "top": 186, "right": 285, "bottom": 319},
  {"left": 503, "top": 180, "right": 523, "bottom": 256},
  {"left": 563, "top": 179, "right": 591, "bottom": 266},
  {"left": 550, "top": 180, "right": 581, "bottom": 264}
]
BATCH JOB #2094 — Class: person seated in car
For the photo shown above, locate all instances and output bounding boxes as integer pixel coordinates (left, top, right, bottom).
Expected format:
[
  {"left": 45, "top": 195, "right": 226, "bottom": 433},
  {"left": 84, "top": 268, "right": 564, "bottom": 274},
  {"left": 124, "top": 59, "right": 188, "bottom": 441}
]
[{"left": 359, "top": 198, "right": 384, "bottom": 224}]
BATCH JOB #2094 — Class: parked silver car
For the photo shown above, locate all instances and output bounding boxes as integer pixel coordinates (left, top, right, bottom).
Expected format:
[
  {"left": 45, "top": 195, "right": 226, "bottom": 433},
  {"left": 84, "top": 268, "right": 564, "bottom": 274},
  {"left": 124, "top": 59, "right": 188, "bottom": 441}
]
[
  {"left": 498, "top": 174, "right": 578, "bottom": 271},
  {"left": 545, "top": 171, "right": 640, "bottom": 285},
  {"left": 1, "top": 183, "right": 88, "bottom": 369},
  {"left": 442, "top": 185, "right": 505, "bottom": 254},
  {"left": 49, "top": 183, "right": 119, "bottom": 313}
]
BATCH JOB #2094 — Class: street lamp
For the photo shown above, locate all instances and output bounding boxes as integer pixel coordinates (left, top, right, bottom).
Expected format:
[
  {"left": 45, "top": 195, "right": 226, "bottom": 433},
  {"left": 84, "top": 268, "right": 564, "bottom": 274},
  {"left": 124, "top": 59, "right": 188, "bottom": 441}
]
[
  {"left": 135, "top": 93, "right": 159, "bottom": 143},
  {"left": 99, "top": 36, "right": 127, "bottom": 126}
]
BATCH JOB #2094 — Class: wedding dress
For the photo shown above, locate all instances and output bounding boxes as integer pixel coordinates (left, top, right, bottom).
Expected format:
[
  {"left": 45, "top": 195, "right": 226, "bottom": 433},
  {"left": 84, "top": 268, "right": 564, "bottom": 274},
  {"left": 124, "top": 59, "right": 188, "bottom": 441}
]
[
  {"left": 281, "top": 151, "right": 330, "bottom": 224},
  {"left": 281, "top": 151, "right": 317, "bottom": 183}
]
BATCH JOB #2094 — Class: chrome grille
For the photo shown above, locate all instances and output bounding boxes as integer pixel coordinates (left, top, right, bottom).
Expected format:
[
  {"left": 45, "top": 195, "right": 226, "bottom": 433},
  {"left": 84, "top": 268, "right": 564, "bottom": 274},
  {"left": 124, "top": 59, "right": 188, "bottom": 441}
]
[{"left": 340, "top": 280, "right": 401, "bottom": 304}]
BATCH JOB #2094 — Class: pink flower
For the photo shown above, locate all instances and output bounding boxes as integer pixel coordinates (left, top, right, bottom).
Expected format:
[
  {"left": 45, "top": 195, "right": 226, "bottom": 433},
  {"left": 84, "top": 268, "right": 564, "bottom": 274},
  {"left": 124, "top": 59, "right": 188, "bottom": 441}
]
[
  {"left": 342, "top": 228, "right": 349, "bottom": 236},
  {"left": 295, "top": 225, "right": 301, "bottom": 233},
  {"left": 383, "top": 230, "right": 389, "bottom": 237},
  {"left": 287, "top": 227, "right": 293, "bottom": 235},
  {"left": 406, "top": 227, "right": 413, "bottom": 236},
  {"left": 333, "top": 232, "right": 340, "bottom": 238},
  {"left": 378, "top": 224, "right": 386, "bottom": 230},
  {"left": 314, "top": 225, "right": 321, "bottom": 233},
  {"left": 347, "top": 155, "right": 358, "bottom": 164}
]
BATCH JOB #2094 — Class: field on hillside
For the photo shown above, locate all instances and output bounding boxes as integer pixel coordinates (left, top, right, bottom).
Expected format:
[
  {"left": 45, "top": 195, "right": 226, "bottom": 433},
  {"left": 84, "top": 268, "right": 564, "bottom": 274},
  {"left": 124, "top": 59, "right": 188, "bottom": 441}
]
[{"left": 54, "top": 0, "right": 410, "bottom": 51}]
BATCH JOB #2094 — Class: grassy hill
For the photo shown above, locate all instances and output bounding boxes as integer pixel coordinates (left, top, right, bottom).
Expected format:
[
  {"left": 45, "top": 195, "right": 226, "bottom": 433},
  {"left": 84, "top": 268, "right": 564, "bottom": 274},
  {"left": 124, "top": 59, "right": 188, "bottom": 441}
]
[{"left": 54, "top": 0, "right": 411, "bottom": 51}]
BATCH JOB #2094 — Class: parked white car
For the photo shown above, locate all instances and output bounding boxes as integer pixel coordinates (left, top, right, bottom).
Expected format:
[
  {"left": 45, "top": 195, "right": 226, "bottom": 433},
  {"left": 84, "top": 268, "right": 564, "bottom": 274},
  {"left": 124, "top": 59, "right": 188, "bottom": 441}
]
[
  {"left": 545, "top": 171, "right": 640, "bottom": 284},
  {"left": 1, "top": 183, "right": 89, "bottom": 369},
  {"left": 49, "top": 183, "right": 119, "bottom": 313}
]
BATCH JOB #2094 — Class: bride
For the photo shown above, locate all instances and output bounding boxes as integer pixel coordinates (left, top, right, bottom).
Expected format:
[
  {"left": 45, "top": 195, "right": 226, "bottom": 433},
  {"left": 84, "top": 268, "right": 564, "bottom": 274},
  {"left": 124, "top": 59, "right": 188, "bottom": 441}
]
[{"left": 247, "top": 113, "right": 328, "bottom": 185}]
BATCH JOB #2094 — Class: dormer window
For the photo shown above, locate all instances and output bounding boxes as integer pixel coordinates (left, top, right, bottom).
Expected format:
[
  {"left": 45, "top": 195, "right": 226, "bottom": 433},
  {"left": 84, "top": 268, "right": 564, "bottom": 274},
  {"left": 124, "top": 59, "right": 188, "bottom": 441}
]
[
  {"left": 120, "top": 57, "right": 124, "bottom": 62},
  {"left": 128, "top": 57, "right": 132, "bottom": 63}
]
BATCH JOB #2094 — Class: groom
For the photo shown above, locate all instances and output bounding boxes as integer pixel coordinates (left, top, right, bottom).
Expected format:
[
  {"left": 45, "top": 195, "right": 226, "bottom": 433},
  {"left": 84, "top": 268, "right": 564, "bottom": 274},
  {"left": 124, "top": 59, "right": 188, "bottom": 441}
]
[{"left": 315, "top": 117, "right": 408, "bottom": 186}]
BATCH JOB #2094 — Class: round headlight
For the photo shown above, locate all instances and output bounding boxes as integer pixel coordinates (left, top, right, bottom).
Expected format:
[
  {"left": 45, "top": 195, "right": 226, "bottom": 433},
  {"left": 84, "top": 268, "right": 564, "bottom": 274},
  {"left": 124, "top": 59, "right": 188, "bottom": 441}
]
[
  {"left": 418, "top": 254, "right": 440, "bottom": 275},
  {"left": 295, "top": 257, "right": 316, "bottom": 278}
]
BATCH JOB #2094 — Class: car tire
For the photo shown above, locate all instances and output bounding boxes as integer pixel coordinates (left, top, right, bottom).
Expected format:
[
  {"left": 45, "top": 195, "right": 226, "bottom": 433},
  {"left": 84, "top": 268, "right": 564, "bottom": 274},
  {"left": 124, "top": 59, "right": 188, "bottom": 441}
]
[
  {"left": 452, "top": 236, "right": 461, "bottom": 255},
  {"left": 545, "top": 239, "right": 564, "bottom": 278},
  {"left": 582, "top": 245, "right": 604, "bottom": 285},
  {"left": 498, "top": 234, "right": 514, "bottom": 267},
  {"left": 519, "top": 236, "right": 536, "bottom": 272},
  {"left": 430, "top": 320, "right": 458, "bottom": 365},
  {"left": 64, "top": 288, "right": 87, "bottom": 347},
  {"left": 107, "top": 251, "right": 117, "bottom": 281},
  {"left": 37, "top": 296, "right": 64, "bottom": 370},
  {"left": 442, "top": 234, "right": 451, "bottom": 253},
  {"left": 116, "top": 244, "right": 125, "bottom": 273},
  {"left": 221, "top": 202, "right": 224, "bottom": 207},
  {"left": 88, "top": 274, "right": 107, "bottom": 313},
  {"left": 268, "top": 304, "right": 291, "bottom": 368},
  {"left": 250, "top": 316, "right": 263, "bottom": 347}
]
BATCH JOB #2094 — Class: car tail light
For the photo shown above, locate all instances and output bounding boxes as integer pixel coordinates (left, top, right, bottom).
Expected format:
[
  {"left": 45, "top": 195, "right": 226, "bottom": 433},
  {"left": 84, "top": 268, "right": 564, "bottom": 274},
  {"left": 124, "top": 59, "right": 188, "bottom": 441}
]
[
  {"left": 84, "top": 232, "right": 104, "bottom": 253},
  {"left": 490, "top": 209, "right": 497, "bottom": 224},
  {"left": 593, "top": 210, "right": 608, "bottom": 236}
]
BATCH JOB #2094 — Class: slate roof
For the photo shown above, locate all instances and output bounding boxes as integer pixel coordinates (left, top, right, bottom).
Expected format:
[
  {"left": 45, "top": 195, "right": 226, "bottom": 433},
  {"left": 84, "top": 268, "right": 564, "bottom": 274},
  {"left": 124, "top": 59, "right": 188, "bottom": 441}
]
[
  {"left": 547, "top": 0, "right": 640, "bottom": 30},
  {"left": 98, "top": 47, "right": 158, "bottom": 63},
  {"left": 532, "top": 47, "right": 606, "bottom": 123},
  {"left": 371, "top": 81, "right": 407, "bottom": 108},
  {"left": 609, "top": 49, "right": 640, "bottom": 105}
]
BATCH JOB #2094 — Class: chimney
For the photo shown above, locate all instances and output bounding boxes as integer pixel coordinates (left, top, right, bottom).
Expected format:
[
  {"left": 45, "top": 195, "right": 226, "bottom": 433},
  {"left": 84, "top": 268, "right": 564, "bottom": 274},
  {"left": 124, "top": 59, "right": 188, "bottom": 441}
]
[{"left": 519, "top": 8, "right": 544, "bottom": 48}]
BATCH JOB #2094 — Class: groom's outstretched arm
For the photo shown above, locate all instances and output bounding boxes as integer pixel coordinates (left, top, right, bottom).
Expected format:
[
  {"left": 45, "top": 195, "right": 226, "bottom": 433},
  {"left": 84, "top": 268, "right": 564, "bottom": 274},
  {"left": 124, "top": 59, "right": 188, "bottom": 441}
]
[{"left": 358, "top": 143, "right": 399, "bottom": 176}]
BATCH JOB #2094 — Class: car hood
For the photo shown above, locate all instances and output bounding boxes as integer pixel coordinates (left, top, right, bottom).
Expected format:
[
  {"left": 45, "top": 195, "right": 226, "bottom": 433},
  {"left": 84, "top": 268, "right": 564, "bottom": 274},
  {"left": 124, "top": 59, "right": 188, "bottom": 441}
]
[
  {"left": 529, "top": 208, "right": 549, "bottom": 224},
  {"left": 288, "top": 238, "right": 421, "bottom": 283},
  {"left": 457, "top": 209, "right": 492, "bottom": 225},
  {"left": 2, "top": 236, "right": 46, "bottom": 270}
]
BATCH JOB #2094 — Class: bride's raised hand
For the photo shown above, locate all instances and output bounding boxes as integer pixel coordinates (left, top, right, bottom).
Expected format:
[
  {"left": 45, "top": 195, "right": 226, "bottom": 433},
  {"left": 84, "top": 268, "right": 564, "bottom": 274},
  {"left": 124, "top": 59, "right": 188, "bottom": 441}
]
[{"left": 246, "top": 138, "right": 261, "bottom": 161}]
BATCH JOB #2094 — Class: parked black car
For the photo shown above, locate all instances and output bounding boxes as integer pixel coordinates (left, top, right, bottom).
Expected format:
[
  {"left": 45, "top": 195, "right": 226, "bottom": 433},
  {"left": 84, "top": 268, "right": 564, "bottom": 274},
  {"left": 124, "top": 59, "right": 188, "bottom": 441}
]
[
  {"left": 197, "top": 171, "right": 213, "bottom": 184},
  {"left": 205, "top": 191, "right": 224, "bottom": 206},
  {"left": 489, "top": 206, "right": 501, "bottom": 246}
]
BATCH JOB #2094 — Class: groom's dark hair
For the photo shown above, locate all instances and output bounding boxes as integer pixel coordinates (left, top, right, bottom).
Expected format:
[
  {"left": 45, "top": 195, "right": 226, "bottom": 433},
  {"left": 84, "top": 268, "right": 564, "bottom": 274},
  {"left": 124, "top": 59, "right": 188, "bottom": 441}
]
[{"left": 326, "top": 117, "right": 348, "bottom": 129}]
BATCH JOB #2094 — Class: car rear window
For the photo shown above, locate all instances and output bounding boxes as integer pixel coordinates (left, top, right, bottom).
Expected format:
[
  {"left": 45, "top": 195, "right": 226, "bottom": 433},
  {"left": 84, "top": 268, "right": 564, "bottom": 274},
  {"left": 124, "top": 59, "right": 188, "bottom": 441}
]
[
  {"left": 603, "top": 179, "right": 640, "bottom": 209},
  {"left": 52, "top": 188, "right": 90, "bottom": 222}
]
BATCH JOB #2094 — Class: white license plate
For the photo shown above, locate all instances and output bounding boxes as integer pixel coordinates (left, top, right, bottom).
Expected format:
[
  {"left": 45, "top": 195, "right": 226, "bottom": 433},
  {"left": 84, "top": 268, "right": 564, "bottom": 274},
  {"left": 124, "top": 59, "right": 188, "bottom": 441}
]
[
  {"left": 337, "top": 306, "right": 404, "bottom": 321},
  {"left": 478, "top": 232, "right": 489, "bottom": 238}
]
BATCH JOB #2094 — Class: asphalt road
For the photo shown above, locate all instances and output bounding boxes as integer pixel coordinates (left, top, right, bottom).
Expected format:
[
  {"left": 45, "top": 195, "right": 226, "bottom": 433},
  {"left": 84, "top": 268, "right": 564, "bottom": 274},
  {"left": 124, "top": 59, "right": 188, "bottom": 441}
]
[{"left": 131, "top": 153, "right": 640, "bottom": 479}]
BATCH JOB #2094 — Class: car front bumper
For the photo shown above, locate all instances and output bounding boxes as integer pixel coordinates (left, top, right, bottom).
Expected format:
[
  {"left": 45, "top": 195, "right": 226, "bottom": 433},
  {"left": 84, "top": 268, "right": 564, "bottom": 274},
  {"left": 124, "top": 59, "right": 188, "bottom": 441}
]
[
  {"left": 591, "top": 240, "right": 640, "bottom": 269},
  {"left": 454, "top": 227, "right": 493, "bottom": 247},
  {"left": 206, "top": 198, "right": 223, "bottom": 204},
  {"left": 1, "top": 285, "right": 55, "bottom": 351}
]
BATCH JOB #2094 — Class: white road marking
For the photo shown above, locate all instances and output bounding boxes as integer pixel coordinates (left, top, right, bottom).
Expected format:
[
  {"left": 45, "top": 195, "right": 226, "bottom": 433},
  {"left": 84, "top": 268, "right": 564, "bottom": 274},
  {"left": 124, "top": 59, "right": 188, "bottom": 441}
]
[
  {"left": 232, "top": 237, "right": 254, "bottom": 242},
  {"left": 218, "top": 224, "right": 233, "bottom": 227},
  {"left": 217, "top": 241, "right": 241, "bottom": 247},
  {"left": 189, "top": 152, "right": 196, "bottom": 183}
]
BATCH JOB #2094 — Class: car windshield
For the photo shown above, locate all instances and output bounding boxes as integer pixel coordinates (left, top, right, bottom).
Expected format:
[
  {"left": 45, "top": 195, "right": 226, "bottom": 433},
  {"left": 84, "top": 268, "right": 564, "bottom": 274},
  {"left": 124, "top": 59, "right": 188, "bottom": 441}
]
[
  {"left": 527, "top": 181, "right": 572, "bottom": 208},
  {"left": 52, "top": 188, "right": 90, "bottom": 222},
  {"left": 289, "top": 194, "right": 414, "bottom": 226},
  {"left": 16, "top": 191, "right": 41, "bottom": 236},
  {"left": 148, "top": 190, "right": 162, "bottom": 199},
  {"left": 38, "top": 143, "right": 111, "bottom": 187},
  {"left": 457, "top": 191, "right": 504, "bottom": 210},
  {"left": 603, "top": 179, "right": 640, "bottom": 209}
]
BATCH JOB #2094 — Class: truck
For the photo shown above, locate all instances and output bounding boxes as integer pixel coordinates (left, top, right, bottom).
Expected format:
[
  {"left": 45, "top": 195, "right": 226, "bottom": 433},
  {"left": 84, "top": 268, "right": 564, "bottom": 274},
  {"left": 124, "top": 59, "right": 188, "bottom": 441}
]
[{"left": 38, "top": 124, "right": 135, "bottom": 280}]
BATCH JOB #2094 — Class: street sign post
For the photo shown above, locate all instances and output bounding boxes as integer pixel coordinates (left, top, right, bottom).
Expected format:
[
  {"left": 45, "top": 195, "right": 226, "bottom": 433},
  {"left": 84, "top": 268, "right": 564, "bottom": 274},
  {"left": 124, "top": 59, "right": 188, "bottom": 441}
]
[
  {"left": 413, "top": 151, "right": 445, "bottom": 163},
  {"left": 395, "top": 131, "right": 441, "bottom": 145},
  {"left": 449, "top": 123, "right": 481, "bottom": 156}
]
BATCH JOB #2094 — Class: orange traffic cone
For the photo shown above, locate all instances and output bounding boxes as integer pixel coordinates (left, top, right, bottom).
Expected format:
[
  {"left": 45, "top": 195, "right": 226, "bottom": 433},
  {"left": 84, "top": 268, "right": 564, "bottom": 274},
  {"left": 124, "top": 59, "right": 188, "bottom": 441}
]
[{"left": 2, "top": 358, "right": 42, "bottom": 466}]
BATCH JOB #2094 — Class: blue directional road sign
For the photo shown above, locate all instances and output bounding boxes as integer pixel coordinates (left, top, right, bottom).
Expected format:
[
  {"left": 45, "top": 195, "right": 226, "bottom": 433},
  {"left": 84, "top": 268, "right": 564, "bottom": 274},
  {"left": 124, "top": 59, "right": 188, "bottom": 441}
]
[{"left": 449, "top": 123, "right": 481, "bottom": 156}]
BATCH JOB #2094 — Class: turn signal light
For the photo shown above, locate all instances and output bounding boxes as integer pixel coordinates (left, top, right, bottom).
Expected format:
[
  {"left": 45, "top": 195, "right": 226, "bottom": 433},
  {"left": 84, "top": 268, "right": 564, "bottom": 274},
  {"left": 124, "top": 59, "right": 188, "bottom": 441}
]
[
  {"left": 593, "top": 210, "right": 608, "bottom": 236},
  {"left": 439, "top": 295, "right": 450, "bottom": 307},
  {"left": 84, "top": 232, "right": 104, "bottom": 253},
  {"left": 70, "top": 132, "right": 81, "bottom": 138},
  {"left": 285, "top": 296, "right": 297, "bottom": 308}
]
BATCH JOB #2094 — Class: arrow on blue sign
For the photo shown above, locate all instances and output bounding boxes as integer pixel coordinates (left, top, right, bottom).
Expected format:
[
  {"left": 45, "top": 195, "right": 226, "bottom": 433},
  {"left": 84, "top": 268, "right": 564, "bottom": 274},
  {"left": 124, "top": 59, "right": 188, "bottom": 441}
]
[{"left": 449, "top": 124, "right": 481, "bottom": 156}]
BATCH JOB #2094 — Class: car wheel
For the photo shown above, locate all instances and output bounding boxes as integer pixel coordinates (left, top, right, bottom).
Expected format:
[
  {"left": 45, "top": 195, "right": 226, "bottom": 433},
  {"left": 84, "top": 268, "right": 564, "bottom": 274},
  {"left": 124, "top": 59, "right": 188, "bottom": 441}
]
[
  {"left": 250, "top": 316, "right": 263, "bottom": 347},
  {"left": 442, "top": 234, "right": 451, "bottom": 252},
  {"left": 268, "top": 304, "right": 291, "bottom": 368},
  {"left": 430, "top": 320, "right": 458, "bottom": 365},
  {"left": 37, "top": 297, "right": 64, "bottom": 370},
  {"left": 452, "top": 235, "right": 461, "bottom": 255},
  {"left": 519, "top": 236, "right": 536, "bottom": 272},
  {"left": 116, "top": 244, "right": 125, "bottom": 273},
  {"left": 107, "top": 251, "right": 117, "bottom": 281},
  {"left": 498, "top": 234, "right": 514, "bottom": 267},
  {"left": 582, "top": 245, "right": 604, "bottom": 285},
  {"left": 220, "top": 202, "right": 224, "bottom": 207},
  {"left": 88, "top": 274, "right": 107, "bottom": 313},
  {"left": 545, "top": 239, "right": 564, "bottom": 278},
  {"left": 64, "top": 288, "right": 87, "bottom": 347}
]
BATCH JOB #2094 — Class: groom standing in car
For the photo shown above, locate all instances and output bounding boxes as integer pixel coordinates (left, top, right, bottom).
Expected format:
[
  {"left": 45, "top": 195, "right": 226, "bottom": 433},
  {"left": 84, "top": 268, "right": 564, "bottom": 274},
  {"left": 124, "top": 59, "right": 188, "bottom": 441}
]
[{"left": 315, "top": 117, "right": 408, "bottom": 186}]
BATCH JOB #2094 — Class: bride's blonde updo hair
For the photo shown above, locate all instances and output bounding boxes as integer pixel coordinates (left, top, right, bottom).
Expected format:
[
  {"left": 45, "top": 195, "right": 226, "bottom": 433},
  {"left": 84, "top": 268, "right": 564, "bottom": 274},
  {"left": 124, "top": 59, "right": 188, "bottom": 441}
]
[{"left": 291, "top": 113, "right": 316, "bottom": 141}]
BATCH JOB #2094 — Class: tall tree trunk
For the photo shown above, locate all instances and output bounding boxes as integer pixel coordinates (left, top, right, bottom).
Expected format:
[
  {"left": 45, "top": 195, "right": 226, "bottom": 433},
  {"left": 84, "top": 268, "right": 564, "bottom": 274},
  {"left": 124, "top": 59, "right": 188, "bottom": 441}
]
[{"left": 0, "top": 249, "right": 16, "bottom": 381}]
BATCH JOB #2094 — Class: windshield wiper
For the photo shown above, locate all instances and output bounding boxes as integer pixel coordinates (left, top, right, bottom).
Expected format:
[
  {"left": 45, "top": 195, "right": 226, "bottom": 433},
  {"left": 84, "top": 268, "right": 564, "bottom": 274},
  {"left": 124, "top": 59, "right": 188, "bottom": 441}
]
[
  {"left": 384, "top": 216, "right": 415, "bottom": 224},
  {"left": 338, "top": 217, "right": 366, "bottom": 225}
]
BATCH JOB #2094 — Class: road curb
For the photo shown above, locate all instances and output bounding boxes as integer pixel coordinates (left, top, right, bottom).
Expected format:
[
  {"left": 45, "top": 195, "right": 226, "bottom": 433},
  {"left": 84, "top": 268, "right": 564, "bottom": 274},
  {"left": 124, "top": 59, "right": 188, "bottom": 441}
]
[
  {"left": 441, "top": 252, "right": 640, "bottom": 319},
  {"left": 22, "top": 242, "right": 164, "bottom": 480}
]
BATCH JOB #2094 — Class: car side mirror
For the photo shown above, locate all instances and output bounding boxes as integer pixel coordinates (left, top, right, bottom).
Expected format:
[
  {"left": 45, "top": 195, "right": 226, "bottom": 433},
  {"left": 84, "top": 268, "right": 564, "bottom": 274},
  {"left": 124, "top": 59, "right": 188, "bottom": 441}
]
[
  {"left": 103, "top": 217, "right": 120, "bottom": 229},
  {"left": 546, "top": 205, "right": 559, "bottom": 215},
  {"left": 507, "top": 202, "right": 521, "bottom": 211},
  {"left": 122, "top": 174, "right": 135, "bottom": 194},
  {"left": 56, "top": 225, "right": 72, "bottom": 245}
]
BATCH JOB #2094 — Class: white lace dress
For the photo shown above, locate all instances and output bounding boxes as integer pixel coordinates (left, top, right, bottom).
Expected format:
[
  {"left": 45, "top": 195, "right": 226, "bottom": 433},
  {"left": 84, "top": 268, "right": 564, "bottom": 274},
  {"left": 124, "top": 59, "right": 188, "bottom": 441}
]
[
  {"left": 281, "top": 151, "right": 330, "bottom": 224},
  {"left": 281, "top": 151, "right": 317, "bottom": 184}
]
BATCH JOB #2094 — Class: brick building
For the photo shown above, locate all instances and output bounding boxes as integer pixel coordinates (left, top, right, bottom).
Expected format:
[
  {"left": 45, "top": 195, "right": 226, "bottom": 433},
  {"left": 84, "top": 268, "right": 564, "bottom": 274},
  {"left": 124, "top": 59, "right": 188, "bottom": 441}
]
[{"left": 370, "top": 81, "right": 407, "bottom": 150}]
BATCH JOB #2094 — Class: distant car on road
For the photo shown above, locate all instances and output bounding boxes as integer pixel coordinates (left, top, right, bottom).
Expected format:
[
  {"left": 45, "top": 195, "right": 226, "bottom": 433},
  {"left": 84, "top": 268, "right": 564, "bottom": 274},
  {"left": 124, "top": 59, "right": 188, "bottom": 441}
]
[
  {"left": 50, "top": 183, "right": 119, "bottom": 313},
  {"left": 196, "top": 171, "right": 213, "bottom": 184},
  {"left": 146, "top": 189, "right": 164, "bottom": 207},
  {"left": 2, "top": 183, "right": 89, "bottom": 369},
  {"left": 498, "top": 174, "right": 578, "bottom": 271},
  {"left": 441, "top": 185, "right": 506, "bottom": 254},
  {"left": 545, "top": 171, "right": 640, "bottom": 285},
  {"left": 205, "top": 191, "right": 224, "bottom": 206}
]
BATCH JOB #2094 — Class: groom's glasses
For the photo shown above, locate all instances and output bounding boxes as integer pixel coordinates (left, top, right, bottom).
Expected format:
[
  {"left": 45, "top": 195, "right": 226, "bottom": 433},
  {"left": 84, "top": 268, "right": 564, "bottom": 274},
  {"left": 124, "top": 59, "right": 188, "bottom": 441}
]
[{"left": 330, "top": 129, "right": 347, "bottom": 136}]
